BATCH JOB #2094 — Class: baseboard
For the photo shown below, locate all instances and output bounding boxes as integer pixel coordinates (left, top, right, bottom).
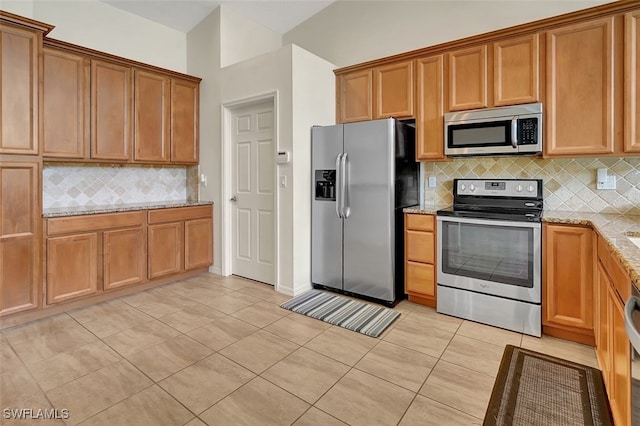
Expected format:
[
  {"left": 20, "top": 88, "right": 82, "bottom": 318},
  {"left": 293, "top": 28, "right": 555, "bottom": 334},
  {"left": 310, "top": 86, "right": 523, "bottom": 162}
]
[{"left": 209, "top": 265, "right": 222, "bottom": 275}]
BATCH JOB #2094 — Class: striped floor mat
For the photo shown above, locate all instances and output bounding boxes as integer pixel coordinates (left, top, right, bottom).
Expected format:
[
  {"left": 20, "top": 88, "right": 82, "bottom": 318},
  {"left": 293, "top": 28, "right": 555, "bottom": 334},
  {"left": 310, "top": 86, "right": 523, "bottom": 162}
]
[{"left": 280, "top": 290, "right": 400, "bottom": 338}]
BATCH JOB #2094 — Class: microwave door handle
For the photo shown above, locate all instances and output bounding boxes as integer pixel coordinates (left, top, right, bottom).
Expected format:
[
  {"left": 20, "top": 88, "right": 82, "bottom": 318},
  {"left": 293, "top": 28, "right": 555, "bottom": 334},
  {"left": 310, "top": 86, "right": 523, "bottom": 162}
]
[
  {"left": 335, "top": 154, "right": 343, "bottom": 218},
  {"left": 511, "top": 117, "right": 518, "bottom": 149},
  {"left": 625, "top": 296, "right": 640, "bottom": 353}
]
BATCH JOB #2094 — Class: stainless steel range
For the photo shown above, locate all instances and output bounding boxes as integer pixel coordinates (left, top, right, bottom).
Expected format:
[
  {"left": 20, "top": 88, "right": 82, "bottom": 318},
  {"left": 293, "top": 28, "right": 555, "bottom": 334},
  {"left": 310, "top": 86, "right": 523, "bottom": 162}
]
[{"left": 436, "top": 178, "right": 543, "bottom": 336}]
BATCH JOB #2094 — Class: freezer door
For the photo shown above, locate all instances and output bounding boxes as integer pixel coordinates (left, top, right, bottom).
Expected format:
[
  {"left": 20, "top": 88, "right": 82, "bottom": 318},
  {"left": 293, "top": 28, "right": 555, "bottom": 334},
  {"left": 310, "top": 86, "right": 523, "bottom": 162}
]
[
  {"left": 343, "top": 119, "right": 396, "bottom": 302},
  {"left": 311, "top": 124, "right": 344, "bottom": 290}
]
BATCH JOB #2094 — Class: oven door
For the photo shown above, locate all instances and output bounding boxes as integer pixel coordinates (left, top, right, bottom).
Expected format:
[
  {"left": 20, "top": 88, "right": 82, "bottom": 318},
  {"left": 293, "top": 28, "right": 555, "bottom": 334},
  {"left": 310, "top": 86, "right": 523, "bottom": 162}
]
[{"left": 437, "top": 215, "right": 541, "bottom": 303}]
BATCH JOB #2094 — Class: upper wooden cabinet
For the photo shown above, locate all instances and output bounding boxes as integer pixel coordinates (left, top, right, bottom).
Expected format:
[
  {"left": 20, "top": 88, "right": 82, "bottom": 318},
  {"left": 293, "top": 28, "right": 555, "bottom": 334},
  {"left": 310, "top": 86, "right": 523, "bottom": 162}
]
[
  {"left": 0, "top": 161, "right": 41, "bottom": 316},
  {"left": 134, "top": 70, "right": 170, "bottom": 163},
  {"left": 336, "top": 69, "right": 373, "bottom": 123},
  {"left": 91, "top": 59, "right": 133, "bottom": 161},
  {"left": 543, "top": 223, "right": 594, "bottom": 345},
  {"left": 493, "top": 34, "right": 541, "bottom": 106},
  {"left": 447, "top": 45, "right": 488, "bottom": 111},
  {"left": 171, "top": 78, "right": 199, "bottom": 164},
  {"left": 43, "top": 48, "right": 89, "bottom": 158},
  {"left": 447, "top": 34, "right": 540, "bottom": 112},
  {"left": 373, "top": 60, "right": 414, "bottom": 119},
  {"left": 416, "top": 54, "right": 445, "bottom": 160},
  {"left": 625, "top": 10, "right": 640, "bottom": 153},
  {"left": 41, "top": 40, "right": 201, "bottom": 165},
  {"left": 0, "top": 23, "right": 41, "bottom": 155},
  {"left": 545, "top": 17, "right": 618, "bottom": 156}
]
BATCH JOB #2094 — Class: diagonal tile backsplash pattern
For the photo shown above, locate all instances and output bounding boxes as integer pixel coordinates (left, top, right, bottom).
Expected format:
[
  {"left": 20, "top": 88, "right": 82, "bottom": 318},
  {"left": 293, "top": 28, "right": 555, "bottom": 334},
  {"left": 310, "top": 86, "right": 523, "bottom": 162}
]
[
  {"left": 423, "top": 157, "right": 640, "bottom": 214},
  {"left": 43, "top": 165, "right": 187, "bottom": 209}
]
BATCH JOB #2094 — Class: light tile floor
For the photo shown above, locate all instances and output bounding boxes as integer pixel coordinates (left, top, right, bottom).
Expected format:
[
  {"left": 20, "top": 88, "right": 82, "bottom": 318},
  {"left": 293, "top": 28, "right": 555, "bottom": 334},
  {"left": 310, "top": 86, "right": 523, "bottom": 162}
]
[{"left": 0, "top": 273, "right": 599, "bottom": 425}]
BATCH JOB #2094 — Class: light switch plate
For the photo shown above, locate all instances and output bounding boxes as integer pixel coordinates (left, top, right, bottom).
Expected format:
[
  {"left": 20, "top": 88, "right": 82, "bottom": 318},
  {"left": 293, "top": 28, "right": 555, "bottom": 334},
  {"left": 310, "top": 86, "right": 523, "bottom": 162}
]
[
  {"left": 279, "top": 175, "right": 287, "bottom": 188},
  {"left": 596, "top": 175, "right": 616, "bottom": 190}
]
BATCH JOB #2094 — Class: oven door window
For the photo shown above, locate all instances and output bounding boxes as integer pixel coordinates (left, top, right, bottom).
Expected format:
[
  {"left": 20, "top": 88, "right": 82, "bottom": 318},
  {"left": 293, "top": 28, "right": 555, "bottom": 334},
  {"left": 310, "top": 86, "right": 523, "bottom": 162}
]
[
  {"left": 441, "top": 221, "right": 534, "bottom": 288},
  {"left": 447, "top": 120, "right": 511, "bottom": 149}
]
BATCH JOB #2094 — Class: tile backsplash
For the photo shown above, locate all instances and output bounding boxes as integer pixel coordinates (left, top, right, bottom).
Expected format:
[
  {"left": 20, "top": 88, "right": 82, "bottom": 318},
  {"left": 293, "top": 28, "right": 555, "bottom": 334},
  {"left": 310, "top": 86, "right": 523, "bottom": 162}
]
[
  {"left": 423, "top": 157, "right": 640, "bottom": 215},
  {"left": 43, "top": 165, "right": 187, "bottom": 209}
]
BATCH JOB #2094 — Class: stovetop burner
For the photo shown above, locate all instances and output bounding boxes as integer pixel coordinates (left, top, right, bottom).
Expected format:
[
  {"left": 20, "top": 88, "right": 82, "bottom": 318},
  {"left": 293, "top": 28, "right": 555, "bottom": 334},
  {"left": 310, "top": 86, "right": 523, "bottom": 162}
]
[{"left": 436, "top": 178, "right": 543, "bottom": 223}]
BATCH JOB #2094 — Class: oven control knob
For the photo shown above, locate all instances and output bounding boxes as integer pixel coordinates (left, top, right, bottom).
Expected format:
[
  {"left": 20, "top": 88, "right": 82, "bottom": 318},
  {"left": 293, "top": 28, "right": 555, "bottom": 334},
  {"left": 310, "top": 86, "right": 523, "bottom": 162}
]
[
  {"left": 527, "top": 185, "right": 535, "bottom": 193},
  {"left": 516, "top": 185, "right": 523, "bottom": 192},
  {"left": 469, "top": 184, "right": 476, "bottom": 192},
  {"left": 460, "top": 184, "right": 466, "bottom": 192}
]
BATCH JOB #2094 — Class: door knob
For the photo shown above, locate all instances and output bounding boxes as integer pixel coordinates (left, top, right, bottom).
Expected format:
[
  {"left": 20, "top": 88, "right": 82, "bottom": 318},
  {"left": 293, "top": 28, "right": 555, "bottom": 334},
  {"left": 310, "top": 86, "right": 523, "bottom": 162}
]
[{"left": 230, "top": 196, "right": 237, "bottom": 202}]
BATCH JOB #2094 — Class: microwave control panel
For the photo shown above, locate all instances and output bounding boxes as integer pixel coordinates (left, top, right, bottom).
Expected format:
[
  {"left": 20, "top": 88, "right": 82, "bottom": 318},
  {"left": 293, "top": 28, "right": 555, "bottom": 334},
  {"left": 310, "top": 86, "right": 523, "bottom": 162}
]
[{"left": 517, "top": 118, "right": 538, "bottom": 145}]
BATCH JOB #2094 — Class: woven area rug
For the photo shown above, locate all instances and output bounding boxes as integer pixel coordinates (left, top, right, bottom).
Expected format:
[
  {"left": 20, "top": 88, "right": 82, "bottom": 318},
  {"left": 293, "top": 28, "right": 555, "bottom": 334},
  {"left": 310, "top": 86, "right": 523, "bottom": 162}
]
[
  {"left": 484, "top": 345, "right": 612, "bottom": 426},
  {"left": 280, "top": 290, "right": 400, "bottom": 338}
]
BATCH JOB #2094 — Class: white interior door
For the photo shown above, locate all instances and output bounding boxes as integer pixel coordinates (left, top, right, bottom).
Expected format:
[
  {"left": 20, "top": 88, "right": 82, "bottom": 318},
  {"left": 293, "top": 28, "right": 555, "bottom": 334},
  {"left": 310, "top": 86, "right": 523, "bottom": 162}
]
[{"left": 231, "top": 100, "right": 275, "bottom": 285}]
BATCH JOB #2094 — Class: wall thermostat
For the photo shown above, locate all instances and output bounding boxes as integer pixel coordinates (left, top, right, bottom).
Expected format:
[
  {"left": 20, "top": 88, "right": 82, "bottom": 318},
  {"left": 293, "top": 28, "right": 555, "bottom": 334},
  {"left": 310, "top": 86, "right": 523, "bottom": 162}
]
[{"left": 276, "top": 151, "right": 290, "bottom": 164}]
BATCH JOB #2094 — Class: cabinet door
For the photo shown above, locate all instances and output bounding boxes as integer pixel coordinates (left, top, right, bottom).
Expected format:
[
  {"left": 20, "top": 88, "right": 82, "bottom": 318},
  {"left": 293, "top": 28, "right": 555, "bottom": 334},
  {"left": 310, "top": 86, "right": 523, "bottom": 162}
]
[
  {"left": 595, "top": 262, "right": 611, "bottom": 386},
  {"left": 148, "top": 222, "right": 182, "bottom": 279},
  {"left": 625, "top": 11, "right": 640, "bottom": 153},
  {"left": 406, "top": 262, "right": 435, "bottom": 297},
  {"left": 0, "top": 161, "right": 40, "bottom": 316},
  {"left": 171, "top": 78, "right": 199, "bottom": 164},
  {"left": 0, "top": 23, "right": 40, "bottom": 154},
  {"left": 43, "top": 48, "right": 89, "bottom": 158},
  {"left": 543, "top": 224, "right": 594, "bottom": 332},
  {"left": 447, "top": 45, "right": 488, "bottom": 111},
  {"left": 609, "top": 285, "right": 631, "bottom": 426},
  {"left": 46, "top": 233, "right": 98, "bottom": 304},
  {"left": 416, "top": 55, "right": 445, "bottom": 160},
  {"left": 373, "top": 60, "right": 414, "bottom": 119},
  {"left": 103, "top": 227, "right": 146, "bottom": 290},
  {"left": 184, "top": 218, "right": 213, "bottom": 270},
  {"left": 493, "top": 34, "right": 540, "bottom": 106},
  {"left": 134, "top": 70, "right": 170, "bottom": 162},
  {"left": 337, "top": 69, "right": 373, "bottom": 123},
  {"left": 405, "top": 230, "right": 434, "bottom": 263},
  {"left": 546, "top": 17, "right": 616, "bottom": 156},
  {"left": 91, "top": 60, "right": 132, "bottom": 161}
]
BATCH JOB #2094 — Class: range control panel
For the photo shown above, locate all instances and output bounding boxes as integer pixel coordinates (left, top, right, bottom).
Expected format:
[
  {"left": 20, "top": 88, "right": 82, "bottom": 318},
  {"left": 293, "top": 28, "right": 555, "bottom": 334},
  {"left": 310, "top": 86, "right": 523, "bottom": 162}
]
[{"left": 455, "top": 179, "right": 542, "bottom": 198}]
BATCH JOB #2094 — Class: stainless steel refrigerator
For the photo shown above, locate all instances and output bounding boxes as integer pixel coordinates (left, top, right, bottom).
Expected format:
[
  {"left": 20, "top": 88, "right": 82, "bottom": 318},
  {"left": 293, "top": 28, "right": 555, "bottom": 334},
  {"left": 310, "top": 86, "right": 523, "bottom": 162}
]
[{"left": 311, "top": 118, "right": 419, "bottom": 306}]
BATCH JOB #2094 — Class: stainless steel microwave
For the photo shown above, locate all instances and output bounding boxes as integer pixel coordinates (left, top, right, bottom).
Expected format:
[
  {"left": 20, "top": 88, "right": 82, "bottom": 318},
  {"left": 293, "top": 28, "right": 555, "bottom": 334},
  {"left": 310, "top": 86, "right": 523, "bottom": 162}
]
[{"left": 444, "top": 103, "right": 542, "bottom": 156}]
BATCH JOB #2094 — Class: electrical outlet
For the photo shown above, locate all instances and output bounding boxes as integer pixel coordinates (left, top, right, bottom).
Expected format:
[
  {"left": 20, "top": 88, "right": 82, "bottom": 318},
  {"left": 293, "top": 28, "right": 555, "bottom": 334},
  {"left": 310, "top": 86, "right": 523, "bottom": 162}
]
[
  {"left": 596, "top": 175, "right": 616, "bottom": 190},
  {"left": 428, "top": 176, "right": 437, "bottom": 188}
]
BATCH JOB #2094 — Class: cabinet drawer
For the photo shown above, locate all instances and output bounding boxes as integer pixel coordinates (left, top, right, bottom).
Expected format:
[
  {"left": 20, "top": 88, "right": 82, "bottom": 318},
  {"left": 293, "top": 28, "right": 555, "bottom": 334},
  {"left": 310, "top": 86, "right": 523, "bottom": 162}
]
[
  {"left": 598, "top": 236, "right": 631, "bottom": 301},
  {"left": 148, "top": 205, "right": 212, "bottom": 224},
  {"left": 405, "top": 214, "right": 435, "bottom": 231},
  {"left": 406, "top": 230, "right": 435, "bottom": 264},
  {"left": 47, "top": 211, "right": 145, "bottom": 236},
  {"left": 406, "top": 261, "right": 435, "bottom": 297}
]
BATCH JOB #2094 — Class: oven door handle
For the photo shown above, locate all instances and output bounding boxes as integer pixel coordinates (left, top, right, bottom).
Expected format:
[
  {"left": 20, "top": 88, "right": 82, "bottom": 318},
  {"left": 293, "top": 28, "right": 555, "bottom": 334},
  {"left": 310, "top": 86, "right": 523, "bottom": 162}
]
[
  {"left": 436, "top": 215, "right": 540, "bottom": 229},
  {"left": 625, "top": 296, "right": 640, "bottom": 353}
]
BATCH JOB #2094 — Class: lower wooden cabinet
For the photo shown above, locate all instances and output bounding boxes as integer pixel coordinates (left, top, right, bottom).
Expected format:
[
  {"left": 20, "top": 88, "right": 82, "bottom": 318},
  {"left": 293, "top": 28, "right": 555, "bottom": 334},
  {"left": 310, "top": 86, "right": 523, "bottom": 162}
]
[
  {"left": 404, "top": 213, "right": 437, "bottom": 307},
  {"left": 0, "top": 160, "right": 41, "bottom": 317},
  {"left": 46, "top": 233, "right": 98, "bottom": 304},
  {"left": 148, "top": 205, "right": 213, "bottom": 279},
  {"left": 45, "top": 211, "right": 146, "bottom": 304},
  {"left": 595, "top": 234, "right": 632, "bottom": 426},
  {"left": 148, "top": 222, "right": 182, "bottom": 279},
  {"left": 185, "top": 218, "right": 213, "bottom": 270},
  {"left": 103, "top": 227, "right": 146, "bottom": 290},
  {"left": 542, "top": 223, "right": 594, "bottom": 344}
]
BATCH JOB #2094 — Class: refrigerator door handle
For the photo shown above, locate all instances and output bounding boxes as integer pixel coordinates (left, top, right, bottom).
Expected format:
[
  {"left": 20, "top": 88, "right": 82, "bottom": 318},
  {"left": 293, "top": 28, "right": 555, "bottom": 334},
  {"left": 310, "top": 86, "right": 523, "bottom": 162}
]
[
  {"left": 335, "top": 154, "right": 343, "bottom": 218},
  {"left": 342, "top": 153, "right": 350, "bottom": 218}
]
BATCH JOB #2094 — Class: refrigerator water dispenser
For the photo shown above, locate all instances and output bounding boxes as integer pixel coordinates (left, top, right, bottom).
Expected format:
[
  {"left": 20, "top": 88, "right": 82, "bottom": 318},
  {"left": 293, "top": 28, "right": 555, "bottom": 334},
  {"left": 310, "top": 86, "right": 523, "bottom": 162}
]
[{"left": 315, "top": 169, "right": 336, "bottom": 200}]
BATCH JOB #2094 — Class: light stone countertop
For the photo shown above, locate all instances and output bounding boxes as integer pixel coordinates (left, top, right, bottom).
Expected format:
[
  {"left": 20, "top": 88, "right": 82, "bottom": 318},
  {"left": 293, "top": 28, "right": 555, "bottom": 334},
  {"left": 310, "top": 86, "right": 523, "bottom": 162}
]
[
  {"left": 42, "top": 200, "right": 214, "bottom": 218},
  {"left": 403, "top": 205, "right": 640, "bottom": 287}
]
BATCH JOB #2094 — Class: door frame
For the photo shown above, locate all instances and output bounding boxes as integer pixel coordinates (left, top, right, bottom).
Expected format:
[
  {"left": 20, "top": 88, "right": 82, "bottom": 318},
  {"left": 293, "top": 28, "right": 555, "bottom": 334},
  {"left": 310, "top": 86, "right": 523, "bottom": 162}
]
[{"left": 221, "top": 91, "right": 279, "bottom": 290}]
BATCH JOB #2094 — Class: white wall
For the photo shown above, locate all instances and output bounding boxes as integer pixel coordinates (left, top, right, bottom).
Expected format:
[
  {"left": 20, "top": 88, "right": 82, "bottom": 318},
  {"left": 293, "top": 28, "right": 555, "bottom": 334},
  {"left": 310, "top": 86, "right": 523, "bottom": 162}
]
[
  {"left": 219, "top": 5, "right": 282, "bottom": 68},
  {"left": 187, "top": 8, "right": 223, "bottom": 273},
  {"left": 2, "top": 0, "right": 187, "bottom": 72},
  {"left": 219, "top": 45, "right": 335, "bottom": 295},
  {"left": 283, "top": 0, "right": 610, "bottom": 67},
  {"left": 291, "top": 46, "right": 335, "bottom": 290}
]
